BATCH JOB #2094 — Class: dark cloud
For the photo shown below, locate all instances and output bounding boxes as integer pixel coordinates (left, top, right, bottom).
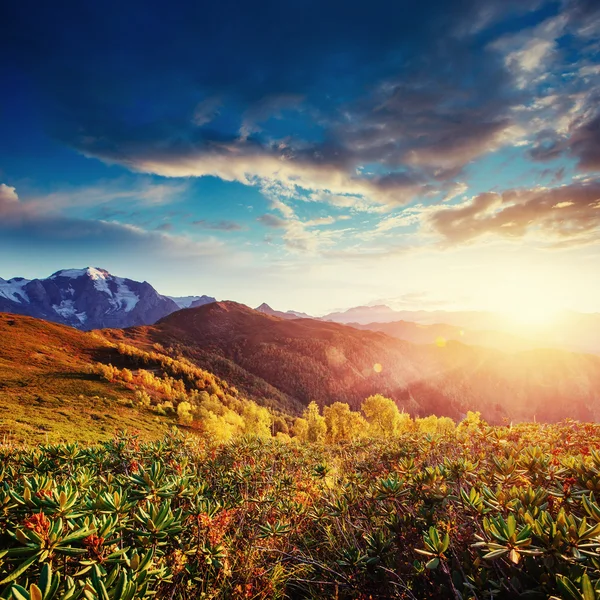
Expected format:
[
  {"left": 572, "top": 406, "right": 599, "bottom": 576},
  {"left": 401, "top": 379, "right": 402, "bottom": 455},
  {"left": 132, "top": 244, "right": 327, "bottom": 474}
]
[
  {"left": 527, "top": 98, "right": 600, "bottom": 171},
  {"left": 429, "top": 180, "right": 600, "bottom": 246},
  {"left": 570, "top": 111, "right": 600, "bottom": 171},
  {"left": 257, "top": 214, "right": 287, "bottom": 228},
  {"left": 2, "top": 0, "right": 599, "bottom": 231},
  {"left": 0, "top": 0, "right": 566, "bottom": 209}
]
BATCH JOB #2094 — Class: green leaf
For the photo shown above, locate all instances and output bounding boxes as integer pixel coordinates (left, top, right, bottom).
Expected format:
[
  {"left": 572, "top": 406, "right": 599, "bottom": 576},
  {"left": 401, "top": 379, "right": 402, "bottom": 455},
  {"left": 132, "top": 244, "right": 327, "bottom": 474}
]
[
  {"left": 11, "top": 586, "right": 30, "bottom": 600},
  {"left": 0, "top": 554, "right": 39, "bottom": 585},
  {"left": 581, "top": 574, "right": 596, "bottom": 600},
  {"left": 426, "top": 557, "right": 440, "bottom": 570},
  {"left": 557, "top": 575, "right": 584, "bottom": 600},
  {"left": 38, "top": 564, "right": 51, "bottom": 598},
  {"left": 483, "top": 548, "right": 509, "bottom": 560}
]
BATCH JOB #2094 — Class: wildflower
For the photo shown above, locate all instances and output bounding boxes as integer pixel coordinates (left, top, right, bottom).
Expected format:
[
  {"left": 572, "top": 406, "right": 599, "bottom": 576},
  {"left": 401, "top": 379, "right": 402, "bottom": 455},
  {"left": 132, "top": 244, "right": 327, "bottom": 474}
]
[
  {"left": 197, "top": 509, "right": 235, "bottom": 545},
  {"left": 23, "top": 512, "right": 50, "bottom": 537},
  {"left": 83, "top": 534, "right": 105, "bottom": 560}
]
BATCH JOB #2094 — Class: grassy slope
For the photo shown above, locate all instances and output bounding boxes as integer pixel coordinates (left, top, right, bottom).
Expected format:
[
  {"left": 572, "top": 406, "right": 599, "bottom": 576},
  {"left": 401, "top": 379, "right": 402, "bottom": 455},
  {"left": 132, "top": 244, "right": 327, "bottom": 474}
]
[{"left": 0, "top": 313, "right": 173, "bottom": 444}]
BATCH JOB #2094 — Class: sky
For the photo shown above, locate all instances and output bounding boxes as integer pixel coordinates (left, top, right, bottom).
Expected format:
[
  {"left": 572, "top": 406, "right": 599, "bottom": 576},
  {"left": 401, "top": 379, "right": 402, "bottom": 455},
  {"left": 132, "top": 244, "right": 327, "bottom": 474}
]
[{"left": 1, "top": 0, "right": 599, "bottom": 316}]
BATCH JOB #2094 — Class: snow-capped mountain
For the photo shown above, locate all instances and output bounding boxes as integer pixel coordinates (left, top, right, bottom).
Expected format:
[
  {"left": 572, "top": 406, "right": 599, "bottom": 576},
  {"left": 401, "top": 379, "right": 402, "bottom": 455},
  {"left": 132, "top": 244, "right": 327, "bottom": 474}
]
[
  {"left": 168, "top": 295, "right": 217, "bottom": 310},
  {"left": 0, "top": 267, "right": 181, "bottom": 330}
]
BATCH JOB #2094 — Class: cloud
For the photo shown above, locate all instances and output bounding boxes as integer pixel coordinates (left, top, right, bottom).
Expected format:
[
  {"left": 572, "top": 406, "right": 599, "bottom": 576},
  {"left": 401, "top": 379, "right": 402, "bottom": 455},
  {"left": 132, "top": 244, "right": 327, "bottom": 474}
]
[
  {"left": 192, "top": 219, "right": 244, "bottom": 231},
  {"left": 57, "top": 34, "right": 519, "bottom": 212},
  {"left": 0, "top": 184, "right": 19, "bottom": 205},
  {"left": 570, "top": 110, "right": 600, "bottom": 171},
  {"left": 3, "top": 0, "right": 600, "bottom": 264},
  {"left": 257, "top": 214, "right": 287, "bottom": 228},
  {"left": 492, "top": 14, "right": 568, "bottom": 87},
  {"left": 428, "top": 180, "right": 600, "bottom": 246},
  {"left": 524, "top": 97, "right": 600, "bottom": 171},
  {"left": 192, "top": 96, "right": 222, "bottom": 126},
  {"left": 239, "top": 94, "right": 304, "bottom": 138},
  {"left": 25, "top": 179, "right": 189, "bottom": 213},
  {"left": 486, "top": 4, "right": 600, "bottom": 171},
  {"left": 258, "top": 197, "right": 351, "bottom": 254},
  {"left": 4, "top": 0, "right": 559, "bottom": 214},
  {"left": 70, "top": 131, "right": 446, "bottom": 210},
  {"left": 0, "top": 183, "right": 226, "bottom": 258}
]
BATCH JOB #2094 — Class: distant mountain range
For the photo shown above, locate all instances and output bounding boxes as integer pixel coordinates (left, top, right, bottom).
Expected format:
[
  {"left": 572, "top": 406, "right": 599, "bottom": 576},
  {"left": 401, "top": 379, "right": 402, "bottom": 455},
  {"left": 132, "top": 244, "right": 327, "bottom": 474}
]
[
  {"left": 168, "top": 295, "right": 217, "bottom": 310},
  {"left": 255, "top": 302, "right": 312, "bottom": 320},
  {"left": 323, "top": 305, "right": 600, "bottom": 355},
  {"left": 106, "top": 301, "right": 600, "bottom": 424},
  {"left": 2, "top": 267, "right": 599, "bottom": 355},
  {"left": 323, "top": 305, "right": 519, "bottom": 330},
  {"left": 0, "top": 267, "right": 183, "bottom": 330},
  {"left": 351, "top": 320, "right": 538, "bottom": 354},
  {"left": 2, "top": 293, "right": 600, "bottom": 424}
]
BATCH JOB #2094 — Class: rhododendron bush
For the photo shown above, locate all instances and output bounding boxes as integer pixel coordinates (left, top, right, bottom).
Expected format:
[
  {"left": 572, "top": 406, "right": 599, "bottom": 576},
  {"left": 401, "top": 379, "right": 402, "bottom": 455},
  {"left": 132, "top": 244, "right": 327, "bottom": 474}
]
[{"left": 1, "top": 421, "right": 600, "bottom": 599}]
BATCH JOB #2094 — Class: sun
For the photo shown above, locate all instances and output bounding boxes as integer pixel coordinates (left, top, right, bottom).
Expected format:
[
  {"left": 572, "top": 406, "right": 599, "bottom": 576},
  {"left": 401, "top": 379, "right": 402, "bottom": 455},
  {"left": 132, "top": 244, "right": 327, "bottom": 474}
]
[
  {"left": 498, "top": 290, "right": 561, "bottom": 327},
  {"left": 479, "top": 269, "right": 565, "bottom": 327},
  {"left": 502, "top": 303, "right": 559, "bottom": 326}
]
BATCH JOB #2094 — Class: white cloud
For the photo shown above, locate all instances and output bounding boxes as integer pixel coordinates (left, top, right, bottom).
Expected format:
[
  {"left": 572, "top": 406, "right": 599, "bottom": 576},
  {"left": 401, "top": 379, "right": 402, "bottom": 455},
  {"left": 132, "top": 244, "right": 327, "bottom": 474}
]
[
  {"left": 0, "top": 182, "right": 227, "bottom": 259},
  {"left": 0, "top": 184, "right": 19, "bottom": 205}
]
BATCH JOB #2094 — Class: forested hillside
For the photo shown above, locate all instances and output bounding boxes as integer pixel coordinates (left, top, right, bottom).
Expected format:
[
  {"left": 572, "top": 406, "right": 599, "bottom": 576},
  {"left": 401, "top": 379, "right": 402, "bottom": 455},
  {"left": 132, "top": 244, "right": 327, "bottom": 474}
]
[{"left": 116, "top": 302, "right": 600, "bottom": 424}]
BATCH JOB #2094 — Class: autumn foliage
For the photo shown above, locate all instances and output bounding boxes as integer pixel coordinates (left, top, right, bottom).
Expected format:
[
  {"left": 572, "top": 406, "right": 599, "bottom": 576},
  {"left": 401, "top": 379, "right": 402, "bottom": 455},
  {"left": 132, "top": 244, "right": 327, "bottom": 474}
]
[{"left": 1, "top": 420, "right": 600, "bottom": 599}]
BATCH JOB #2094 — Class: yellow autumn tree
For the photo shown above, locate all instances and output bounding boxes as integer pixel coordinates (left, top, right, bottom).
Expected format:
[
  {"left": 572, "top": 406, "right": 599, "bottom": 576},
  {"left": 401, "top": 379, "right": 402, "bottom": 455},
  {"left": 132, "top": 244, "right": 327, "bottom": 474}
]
[
  {"left": 177, "top": 401, "right": 194, "bottom": 426},
  {"left": 242, "top": 402, "right": 272, "bottom": 438},
  {"left": 458, "top": 411, "right": 486, "bottom": 432},
  {"left": 415, "top": 415, "right": 455, "bottom": 435},
  {"left": 323, "top": 402, "right": 367, "bottom": 442},
  {"left": 303, "top": 401, "right": 327, "bottom": 442},
  {"left": 292, "top": 417, "right": 309, "bottom": 440},
  {"left": 361, "top": 394, "right": 402, "bottom": 437}
]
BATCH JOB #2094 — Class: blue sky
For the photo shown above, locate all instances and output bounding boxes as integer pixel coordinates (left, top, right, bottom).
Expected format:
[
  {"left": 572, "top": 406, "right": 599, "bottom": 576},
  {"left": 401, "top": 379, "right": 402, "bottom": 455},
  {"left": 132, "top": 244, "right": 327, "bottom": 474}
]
[{"left": 1, "top": 0, "right": 599, "bottom": 315}]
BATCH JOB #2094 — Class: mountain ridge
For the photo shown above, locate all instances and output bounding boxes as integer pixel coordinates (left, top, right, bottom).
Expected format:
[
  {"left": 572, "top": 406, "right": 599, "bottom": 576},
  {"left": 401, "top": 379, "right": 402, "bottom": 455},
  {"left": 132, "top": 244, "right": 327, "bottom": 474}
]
[
  {"left": 255, "top": 302, "right": 313, "bottom": 320},
  {"left": 168, "top": 294, "right": 217, "bottom": 309},
  {"left": 0, "top": 267, "right": 181, "bottom": 331},
  {"left": 115, "top": 301, "right": 600, "bottom": 424}
]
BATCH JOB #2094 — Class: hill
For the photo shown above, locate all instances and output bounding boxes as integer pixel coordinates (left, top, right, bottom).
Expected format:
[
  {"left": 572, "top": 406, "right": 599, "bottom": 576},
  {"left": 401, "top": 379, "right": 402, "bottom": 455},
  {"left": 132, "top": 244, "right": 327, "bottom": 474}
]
[
  {"left": 0, "top": 313, "right": 176, "bottom": 443},
  {"left": 0, "top": 312, "right": 278, "bottom": 444},
  {"left": 115, "top": 301, "right": 600, "bottom": 423},
  {"left": 3, "top": 304, "right": 600, "bottom": 437}
]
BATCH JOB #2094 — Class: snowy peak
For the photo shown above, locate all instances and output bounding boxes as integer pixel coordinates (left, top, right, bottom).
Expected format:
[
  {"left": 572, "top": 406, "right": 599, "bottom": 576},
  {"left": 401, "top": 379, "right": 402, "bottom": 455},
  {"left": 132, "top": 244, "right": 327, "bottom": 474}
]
[
  {"left": 51, "top": 267, "right": 112, "bottom": 280},
  {"left": 51, "top": 267, "right": 137, "bottom": 309},
  {"left": 0, "top": 267, "right": 183, "bottom": 331},
  {"left": 0, "top": 277, "right": 31, "bottom": 303}
]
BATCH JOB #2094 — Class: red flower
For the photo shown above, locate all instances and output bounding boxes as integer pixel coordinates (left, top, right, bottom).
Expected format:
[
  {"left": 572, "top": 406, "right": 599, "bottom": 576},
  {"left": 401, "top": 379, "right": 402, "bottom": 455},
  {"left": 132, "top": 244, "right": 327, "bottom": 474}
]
[
  {"left": 23, "top": 512, "right": 50, "bottom": 537},
  {"left": 83, "top": 534, "right": 105, "bottom": 560}
]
